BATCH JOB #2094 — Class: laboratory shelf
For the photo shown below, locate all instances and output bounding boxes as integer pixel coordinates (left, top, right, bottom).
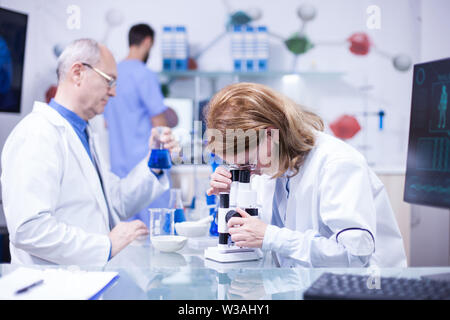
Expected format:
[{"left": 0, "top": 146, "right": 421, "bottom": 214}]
[{"left": 159, "top": 70, "right": 345, "bottom": 79}]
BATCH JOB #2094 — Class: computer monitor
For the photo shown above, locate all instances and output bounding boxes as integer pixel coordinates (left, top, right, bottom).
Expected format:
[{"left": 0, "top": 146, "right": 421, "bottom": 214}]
[
  {"left": 404, "top": 58, "right": 450, "bottom": 209},
  {"left": 0, "top": 7, "right": 28, "bottom": 113}
]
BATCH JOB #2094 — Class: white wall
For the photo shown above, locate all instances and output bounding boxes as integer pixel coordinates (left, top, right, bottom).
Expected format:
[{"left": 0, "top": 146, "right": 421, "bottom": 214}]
[{"left": 0, "top": 0, "right": 420, "bottom": 168}]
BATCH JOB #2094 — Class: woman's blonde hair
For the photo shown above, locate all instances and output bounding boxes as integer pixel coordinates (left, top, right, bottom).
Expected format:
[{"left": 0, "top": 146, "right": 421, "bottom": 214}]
[{"left": 205, "top": 82, "right": 324, "bottom": 178}]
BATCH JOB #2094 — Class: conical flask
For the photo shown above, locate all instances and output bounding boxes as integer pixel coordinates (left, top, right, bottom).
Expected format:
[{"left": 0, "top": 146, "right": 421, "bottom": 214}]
[
  {"left": 169, "top": 188, "right": 186, "bottom": 223},
  {"left": 148, "top": 127, "right": 172, "bottom": 169}
]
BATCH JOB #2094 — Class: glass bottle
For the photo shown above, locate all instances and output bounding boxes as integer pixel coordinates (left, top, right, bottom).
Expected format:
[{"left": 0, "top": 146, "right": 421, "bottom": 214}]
[{"left": 169, "top": 188, "right": 186, "bottom": 223}]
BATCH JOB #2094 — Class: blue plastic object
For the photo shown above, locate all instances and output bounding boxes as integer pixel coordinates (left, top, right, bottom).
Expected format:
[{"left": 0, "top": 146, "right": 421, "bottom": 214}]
[
  {"left": 206, "top": 193, "right": 218, "bottom": 236},
  {"left": 207, "top": 153, "right": 219, "bottom": 236},
  {"left": 378, "top": 110, "right": 385, "bottom": 130}
]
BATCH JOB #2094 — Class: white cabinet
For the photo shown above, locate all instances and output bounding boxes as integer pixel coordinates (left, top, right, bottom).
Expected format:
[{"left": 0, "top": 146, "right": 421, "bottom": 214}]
[
  {"left": 377, "top": 173, "right": 411, "bottom": 266},
  {"left": 377, "top": 172, "right": 450, "bottom": 267}
]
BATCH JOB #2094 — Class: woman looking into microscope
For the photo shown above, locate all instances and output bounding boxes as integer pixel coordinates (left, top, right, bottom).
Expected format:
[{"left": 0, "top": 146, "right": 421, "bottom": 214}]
[{"left": 205, "top": 82, "right": 406, "bottom": 268}]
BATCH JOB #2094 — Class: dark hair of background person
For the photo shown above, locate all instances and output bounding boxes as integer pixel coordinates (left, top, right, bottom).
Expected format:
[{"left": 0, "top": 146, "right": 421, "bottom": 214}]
[{"left": 128, "top": 23, "right": 155, "bottom": 47}]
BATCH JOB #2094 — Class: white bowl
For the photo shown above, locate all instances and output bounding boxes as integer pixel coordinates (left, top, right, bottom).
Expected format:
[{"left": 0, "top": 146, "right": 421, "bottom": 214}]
[
  {"left": 175, "top": 221, "right": 209, "bottom": 238},
  {"left": 151, "top": 235, "right": 187, "bottom": 252}
]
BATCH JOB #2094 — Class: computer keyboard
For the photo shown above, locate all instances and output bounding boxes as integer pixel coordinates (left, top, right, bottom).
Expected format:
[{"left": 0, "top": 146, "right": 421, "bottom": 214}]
[{"left": 303, "top": 272, "right": 450, "bottom": 300}]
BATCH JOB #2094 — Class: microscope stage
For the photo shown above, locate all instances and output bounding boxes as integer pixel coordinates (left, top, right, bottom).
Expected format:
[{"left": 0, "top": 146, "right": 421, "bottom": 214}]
[{"left": 204, "top": 246, "right": 261, "bottom": 263}]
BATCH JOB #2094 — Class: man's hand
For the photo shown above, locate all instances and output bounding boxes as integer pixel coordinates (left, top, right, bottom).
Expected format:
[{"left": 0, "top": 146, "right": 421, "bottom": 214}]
[
  {"left": 227, "top": 208, "right": 267, "bottom": 248},
  {"left": 149, "top": 127, "right": 181, "bottom": 165},
  {"left": 108, "top": 220, "right": 149, "bottom": 258}
]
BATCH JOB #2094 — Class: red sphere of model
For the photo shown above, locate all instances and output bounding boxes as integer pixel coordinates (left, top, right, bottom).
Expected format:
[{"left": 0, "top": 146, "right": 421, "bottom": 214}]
[
  {"left": 348, "top": 32, "right": 371, "bottom": 56},
  {"left": 329, "top": 115, "right": 361, "bottom": 140}
]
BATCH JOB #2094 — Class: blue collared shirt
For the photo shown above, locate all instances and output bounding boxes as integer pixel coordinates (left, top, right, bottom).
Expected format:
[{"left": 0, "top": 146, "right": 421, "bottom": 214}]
[
  {"left": 48, "top": 99, "right": 112, "bottom": 260},
  {"left": 48, "top": 99, "right": 93, "bottom": 163}
]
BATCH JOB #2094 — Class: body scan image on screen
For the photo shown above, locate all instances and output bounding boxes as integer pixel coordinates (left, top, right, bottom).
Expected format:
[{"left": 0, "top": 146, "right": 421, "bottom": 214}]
[
  {"left": 0, "top": 7, "right": 28, "bottom": 113},
  {"left": 404, "top": 58, "right": 450, "bottom": 209}
]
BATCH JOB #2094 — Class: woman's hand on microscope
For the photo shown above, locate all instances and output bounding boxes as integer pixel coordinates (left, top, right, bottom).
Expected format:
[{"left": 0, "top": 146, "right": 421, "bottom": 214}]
[
  {"left": 207, "top": 166, "right": 232, "bottom": 196},
  {"left": 227, "top": 208, "right": 268, "bottom": 249}
]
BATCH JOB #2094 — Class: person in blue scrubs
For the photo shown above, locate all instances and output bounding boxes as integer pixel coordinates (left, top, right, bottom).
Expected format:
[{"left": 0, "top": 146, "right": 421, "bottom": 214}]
[{"left": 104, "top": 24, "right": 169, "bottom": 225}]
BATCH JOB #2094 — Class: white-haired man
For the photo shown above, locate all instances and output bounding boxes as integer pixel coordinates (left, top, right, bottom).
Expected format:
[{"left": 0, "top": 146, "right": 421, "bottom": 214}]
[{"left": 1, "top": 39, "right": 179, "bottom": 266}]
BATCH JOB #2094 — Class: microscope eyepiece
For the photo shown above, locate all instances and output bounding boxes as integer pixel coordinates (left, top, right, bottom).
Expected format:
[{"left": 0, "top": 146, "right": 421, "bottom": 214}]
[
  {"left": 239, "top": 170, "right": 251, "bottom": 183},
  {"left": 230, "top": 169, "right": 240, "bottom": 182}
]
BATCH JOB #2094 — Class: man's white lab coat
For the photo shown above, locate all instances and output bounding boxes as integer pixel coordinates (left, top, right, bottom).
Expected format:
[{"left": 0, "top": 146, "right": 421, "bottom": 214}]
[{"left": 1, "top": 102, "right": 169, "bottom": 266}]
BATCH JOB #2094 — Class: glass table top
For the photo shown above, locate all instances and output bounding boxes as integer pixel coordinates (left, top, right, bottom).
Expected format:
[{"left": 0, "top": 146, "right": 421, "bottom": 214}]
[{"left": 1, "top": 238, "right": 449, "bottom": 300}]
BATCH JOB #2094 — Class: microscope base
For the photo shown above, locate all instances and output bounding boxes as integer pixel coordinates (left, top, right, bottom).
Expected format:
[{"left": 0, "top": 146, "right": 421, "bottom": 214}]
[{"left": 204, "top": 246, "right": 261, "bottom": 263}]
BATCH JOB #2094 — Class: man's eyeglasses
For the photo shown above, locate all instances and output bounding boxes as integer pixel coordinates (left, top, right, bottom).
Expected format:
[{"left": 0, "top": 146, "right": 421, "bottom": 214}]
[{"left": 82, "top": 63, "right": 116, "bottom": 88}]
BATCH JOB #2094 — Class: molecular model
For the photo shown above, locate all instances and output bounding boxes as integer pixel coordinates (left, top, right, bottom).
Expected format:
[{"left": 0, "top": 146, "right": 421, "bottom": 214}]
[{"left": 191, "top": 2, "right": 412, "bottom": 72}]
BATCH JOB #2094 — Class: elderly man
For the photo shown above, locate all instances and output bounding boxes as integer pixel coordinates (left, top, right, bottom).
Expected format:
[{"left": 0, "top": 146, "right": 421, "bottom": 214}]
[{"left": 1, "top": 39, "right": 178, "bottom": 266}]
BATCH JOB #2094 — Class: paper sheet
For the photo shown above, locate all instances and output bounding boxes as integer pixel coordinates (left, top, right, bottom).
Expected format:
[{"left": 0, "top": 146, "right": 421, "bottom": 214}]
[{"left": 0, "top": 267, "right": 119, "bottom": 300}]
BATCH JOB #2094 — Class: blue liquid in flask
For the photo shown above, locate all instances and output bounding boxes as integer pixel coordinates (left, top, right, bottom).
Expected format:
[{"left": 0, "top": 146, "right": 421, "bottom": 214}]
[{"left": 148, "top": 149, "right": 172, "bottom": 169}]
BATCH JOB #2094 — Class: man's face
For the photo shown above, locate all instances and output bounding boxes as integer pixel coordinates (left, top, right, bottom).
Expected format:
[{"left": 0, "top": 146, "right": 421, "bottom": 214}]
[{"left": 80, "top": 46, "right": 117, "bottom": 119}]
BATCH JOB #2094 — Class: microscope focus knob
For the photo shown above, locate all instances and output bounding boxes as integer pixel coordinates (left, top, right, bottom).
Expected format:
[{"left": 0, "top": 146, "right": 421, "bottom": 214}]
[{"left": 225, "top": 210, "right": 241, "bottom": 223}]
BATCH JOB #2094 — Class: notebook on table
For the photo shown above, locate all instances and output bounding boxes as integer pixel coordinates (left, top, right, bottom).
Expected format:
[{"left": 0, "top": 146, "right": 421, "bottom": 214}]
[{"left": 0, "top": 267, "right": 119, "bottom": 300}]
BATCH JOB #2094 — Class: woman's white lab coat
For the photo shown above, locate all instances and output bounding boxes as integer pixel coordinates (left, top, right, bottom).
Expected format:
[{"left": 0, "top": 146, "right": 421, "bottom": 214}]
[
  {"left": 252, "top": 131, "right": 407, "bottom": 268},
  {"left": 1, "top": 102, "right": 169, "bottom": 266}
]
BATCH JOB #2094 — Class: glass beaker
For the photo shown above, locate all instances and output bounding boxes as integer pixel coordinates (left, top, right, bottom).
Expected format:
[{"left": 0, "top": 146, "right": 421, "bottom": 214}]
[
  {"left": 148, "top": 127, "right": 172, "bottom": 169},
  {"left": 148, "top": 208, "right": 175, "bottom": 241}
]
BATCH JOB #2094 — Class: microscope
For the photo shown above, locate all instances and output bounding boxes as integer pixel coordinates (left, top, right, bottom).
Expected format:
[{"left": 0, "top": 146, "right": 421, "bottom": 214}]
[{"left": 204, "top": 167, "right": 262, "bottom": 263}]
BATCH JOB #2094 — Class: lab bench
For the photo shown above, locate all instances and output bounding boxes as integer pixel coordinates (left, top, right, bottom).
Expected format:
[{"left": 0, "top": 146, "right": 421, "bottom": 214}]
[{"left": 1, "top": 238, "right": 449, "bottom": 300}]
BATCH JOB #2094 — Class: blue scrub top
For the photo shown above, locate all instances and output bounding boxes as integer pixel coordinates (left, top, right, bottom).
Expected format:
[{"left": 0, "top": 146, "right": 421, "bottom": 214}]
[{"left": 104, "top": 59, "right": 167, "bottom": 178}]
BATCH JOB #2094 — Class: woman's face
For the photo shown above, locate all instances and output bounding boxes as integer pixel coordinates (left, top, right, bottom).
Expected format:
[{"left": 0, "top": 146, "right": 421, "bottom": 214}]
[{"left": 221, "top": 133, "right": 279, "bottom": 176}]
